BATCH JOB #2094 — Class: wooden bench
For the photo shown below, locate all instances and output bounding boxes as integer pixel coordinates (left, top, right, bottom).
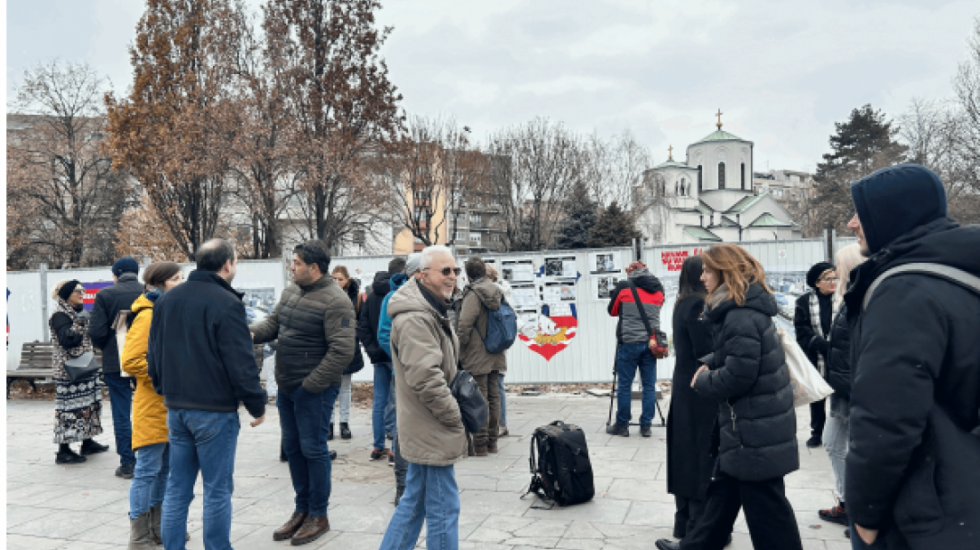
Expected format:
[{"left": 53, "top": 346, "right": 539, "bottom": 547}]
[{"left": 7, "top": 341, "right": 103, "bottom": 398}]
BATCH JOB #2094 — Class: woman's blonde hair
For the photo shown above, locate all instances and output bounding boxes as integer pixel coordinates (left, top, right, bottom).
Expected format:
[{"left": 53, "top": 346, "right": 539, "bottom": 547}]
[
  {"left": 701, "top": 243, "right": 771, "bottom": 306},
  {"left": 331, "top": 265, "right": 350, "bottom": 278},
  {"left": 834, "top": 243, "right": 865, "bottom": 306}
]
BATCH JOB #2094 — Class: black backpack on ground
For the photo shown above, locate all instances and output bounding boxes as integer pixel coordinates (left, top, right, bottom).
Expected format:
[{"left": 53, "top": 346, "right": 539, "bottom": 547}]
[{"left": 524, "top": 420, "right": 594, "bottom": 507}]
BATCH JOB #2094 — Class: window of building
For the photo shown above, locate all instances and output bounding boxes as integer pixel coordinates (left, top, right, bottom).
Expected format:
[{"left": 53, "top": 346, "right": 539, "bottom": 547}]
[
  {"left": 469, "top": 233, "right": 481, "bottom": 245},
  {"left": 491, "top": 233, "right": 501, "bottom": 243},
  {"left": 718, "top": 162, "right": 726, "bottom": 189},
  {"left": 353, "top": 229, "right": 365, "bottom": 245},
  {"left": 698, "top": 166, "right": 703, "bottom": 193},
  {"left": 470, "top": 213, "right": 481, "bottom": 225},
  {"left": 741, "top": 163, "right": 746, "bottom": 190},
  {"left": 454, "top": 231, "right": 466, "bottom": 241},
  {"left": 681, "top": 178, "right": 687, "bottom": 196}
]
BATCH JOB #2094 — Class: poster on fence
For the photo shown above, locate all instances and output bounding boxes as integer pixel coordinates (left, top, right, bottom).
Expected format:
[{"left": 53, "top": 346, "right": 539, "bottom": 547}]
[
  {"left": 501, "top": 259, "right": 535, "bottom": 283},
  {"left": 589, "top": 251, "right": 622, "bottom": 274},
  {"left": 544, "top": 256, "right": 577, "bottom": 279}
]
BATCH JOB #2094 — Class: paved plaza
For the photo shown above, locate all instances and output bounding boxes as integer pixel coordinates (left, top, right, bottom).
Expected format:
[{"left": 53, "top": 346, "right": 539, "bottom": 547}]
[{"left": 7, "top": 392, "right": 849, "bottom": 550}]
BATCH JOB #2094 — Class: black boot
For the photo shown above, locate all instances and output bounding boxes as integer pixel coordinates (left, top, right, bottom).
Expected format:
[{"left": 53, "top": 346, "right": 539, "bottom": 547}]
[
  {"left": 80, "top": 438, "right": 109, "bottom": 455},
  {"left": 340, "top": 422, "right": 352, "bottom": 440},
  {"left": 280, "top": 444, "right": 288, "bottom": 463},
  {"left": 327, "top": 423, "right": 334, "bottom": 441},
  {"left": 55, "top": 443, "right": 86, "bottom": 465}
]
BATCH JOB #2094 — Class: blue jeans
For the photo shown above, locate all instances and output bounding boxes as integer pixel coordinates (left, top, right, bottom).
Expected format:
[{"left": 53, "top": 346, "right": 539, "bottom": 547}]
[
  {"left": 130, "top": 443, "right": 170, "bottom": 519},
  {"left": 498, "top": 373, "right": 507, "bottom": 426},
  {"left": 373, "top": 363, "right": 396, "bottom": 451},
  {"left": 380, "top": 463, "right": 460, "bottom": 550},
  {"left": 103, "top": 372, "right": 136, "bottom": 466},
  {"left": 162, "top": 409, "right": 240, "bottom": 550},
  {"left": 615, "top": 343, "right": 657, "bottom": 427},
  {"left": 278, "top": 384, "right": 340, "bottom": 516}
]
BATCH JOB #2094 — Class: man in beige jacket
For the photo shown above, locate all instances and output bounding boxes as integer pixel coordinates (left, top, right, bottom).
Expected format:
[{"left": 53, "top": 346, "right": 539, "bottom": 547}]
[
  {"left": 455, "top": 256, "right": 506, "bottom": 456},
  {"left": 379, "top": 245, "right": 468, "bottom": 550}
]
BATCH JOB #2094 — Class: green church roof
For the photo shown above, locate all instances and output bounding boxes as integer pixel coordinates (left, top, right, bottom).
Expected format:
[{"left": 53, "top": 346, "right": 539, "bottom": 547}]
[
  {"left": 683, "top": 226, "right": 722, "bottom": 242},
  {"left": 749, "top": 212, "right": 793, "bottom": 228},
  {"left": 694, "top": 129, "right": 745, "bottom": 144},
  {"left": 652, "top": 158, "right": 696, "bottom": 170}
]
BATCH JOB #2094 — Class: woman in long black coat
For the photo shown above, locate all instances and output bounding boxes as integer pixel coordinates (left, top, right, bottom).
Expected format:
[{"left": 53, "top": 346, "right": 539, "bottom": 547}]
[{"left": 666, "top": 255, "right": 717, "bottom": 539}]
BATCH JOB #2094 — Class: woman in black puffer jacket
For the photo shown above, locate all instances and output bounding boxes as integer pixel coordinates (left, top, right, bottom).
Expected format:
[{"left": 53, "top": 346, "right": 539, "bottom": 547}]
[{"left": 656, "top": 243, "right": 802, "bottom": 550}]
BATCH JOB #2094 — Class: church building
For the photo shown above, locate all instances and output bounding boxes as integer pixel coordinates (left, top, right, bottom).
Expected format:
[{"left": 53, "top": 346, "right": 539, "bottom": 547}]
[{"left": 638, "top": 111, "right": 801, "bottom": 245}]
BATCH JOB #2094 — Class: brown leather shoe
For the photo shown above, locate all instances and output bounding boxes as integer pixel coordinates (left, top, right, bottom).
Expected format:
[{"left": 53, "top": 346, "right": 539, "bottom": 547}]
[
  {"left": 291, "top": 515, "right": 330, "bottom": 546},
  {"left": 273, "top": 511, "right": 308, "bottom": 541}
]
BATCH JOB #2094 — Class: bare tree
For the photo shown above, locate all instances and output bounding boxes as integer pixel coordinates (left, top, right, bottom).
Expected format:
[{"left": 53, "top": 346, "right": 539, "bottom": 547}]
[
  {"left": 264, "top": 0, "right": 403, "bottom": 251},
  {"left": 486, "top": 118, "right": 582, "bottom": 251},
  {"left": 583, "top": 128, "right": 652, "bottom": 211},
  {"left": 7, "top": 60, "right": 132, "bottom": 269},
  {"left": 105, "top": 0, "right": 239, "bottom": 260},
  {"left": 374, "top": 115, "right": 486, "bottom": 247}
]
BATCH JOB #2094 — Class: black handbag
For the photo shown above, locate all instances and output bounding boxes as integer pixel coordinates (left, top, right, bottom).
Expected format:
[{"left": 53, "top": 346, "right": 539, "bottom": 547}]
[
  {"left": 63, "top": 352, "right": 101, "bottom": 383},
  {"left": 449, "top": 369, "right": 489, "bottom": 434}
]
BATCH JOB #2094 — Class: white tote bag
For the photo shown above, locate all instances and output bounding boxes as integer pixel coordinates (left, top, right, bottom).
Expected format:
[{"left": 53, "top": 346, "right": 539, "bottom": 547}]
[
  {"left": 114, "top": 310, "right": 132, "bottom": 378},
  {"left": 777, "top": 327, "right": 833, "bottom": 408}
]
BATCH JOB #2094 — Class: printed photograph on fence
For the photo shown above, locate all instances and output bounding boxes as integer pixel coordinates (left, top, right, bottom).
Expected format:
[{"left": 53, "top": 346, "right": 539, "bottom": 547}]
[
  {"left": 240, "top": 287, "right": 277, "bottom": 324},
  {"left": 544, "top": 256, "right": 577, "bottom": 278},
  {"left": 501, "top": 259, "right": 535, "bottom": 283},
  {"left": 589, "top": 251, "right": 622, "bottom": 274},
  {"left": 510, "top": 284, "right": 538, "bottom": 309},
  {"left": 593, "top": 275, "right": 621, "bottom": 300}
]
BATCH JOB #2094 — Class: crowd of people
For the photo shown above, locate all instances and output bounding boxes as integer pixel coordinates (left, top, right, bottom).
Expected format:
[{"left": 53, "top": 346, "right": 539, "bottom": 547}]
[{"left": 44, "top": 163, "right": 979, "bottom": 550}]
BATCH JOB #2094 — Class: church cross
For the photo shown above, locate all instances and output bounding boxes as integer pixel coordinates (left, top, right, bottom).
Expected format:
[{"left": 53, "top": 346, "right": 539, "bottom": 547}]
[
  {"left": 668, "top": 145, "right": 673, "bottom": 160},
  {"left": 716, "top": 108, "right": 723, "bottom": 129}
]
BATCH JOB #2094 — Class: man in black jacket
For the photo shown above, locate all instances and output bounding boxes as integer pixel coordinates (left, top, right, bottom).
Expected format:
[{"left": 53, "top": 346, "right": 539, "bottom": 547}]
[
  {"left": 844, "top": 164, "right": 980, "bottom": 550},
  {"left": 357, "top": 257, "right": 405, "bottom": 458},
  {"left": 251, "top": 239, "right": 356, "bottom": 546},
  {"left": 148, "top": 239, "right": 267, "bottom": 550},
  {"left": 88, "top": 256, "right": 144, "bottom": 478}
]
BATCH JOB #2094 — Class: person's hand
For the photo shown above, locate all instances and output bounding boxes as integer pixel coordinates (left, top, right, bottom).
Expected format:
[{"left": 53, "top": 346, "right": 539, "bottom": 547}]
[
  {"left": 250, "top": 332, "right": 254, "bottom": 340},
  {"left": 855, "top": 525, "right": 878, "bottom": 545},
  {"left": 129, "top": 377, "right": 138, "bottom": 391},
  {"left": 250, "top": 414, "right": 265, "bottom": 428},
  {"left": 691, "top": 365, "right": 709, "bottom": 388}
]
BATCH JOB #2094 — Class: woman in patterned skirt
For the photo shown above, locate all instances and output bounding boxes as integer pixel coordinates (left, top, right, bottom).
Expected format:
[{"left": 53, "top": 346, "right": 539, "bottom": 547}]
[{"left": 49, "top": 279, "right": 109, "bottom": 464}]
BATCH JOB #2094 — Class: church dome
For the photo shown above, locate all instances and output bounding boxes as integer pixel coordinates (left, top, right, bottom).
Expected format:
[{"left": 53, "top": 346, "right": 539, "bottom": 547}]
[{"left": 693, "top": 128, "right": 745, "bottom": 144}]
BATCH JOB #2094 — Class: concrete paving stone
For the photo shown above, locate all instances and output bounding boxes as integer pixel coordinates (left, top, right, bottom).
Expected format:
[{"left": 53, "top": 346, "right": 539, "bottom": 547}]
[
  {"left": 7, "top": 508, "right": 119, "bottom": 539},
  {"left": 185, "top": 520, "right": 266, "bottom": 545},
  {"left": 523, "top": 497, "right": 631, "bottom": 524},
  {"left": 499, "top": 537, "right": 562, "bottom": 548},
  {"left": 6, "top": 484, "right": 67, "bottom": 507},
  {"left": 512, "top": 518, "right": 572, "bottom": 539},
  {"left": 457, "top": 474, "right": 500, "bottom": 491},
  {"left": 589, "top": 446, "right": 638, "bottom": 462},
  {"left": 321, "top": 503, "right": 396, "bottom": 533},
  {"left": 66, "top": 513, "right": 131, "bottom": 545},
  {"left": 603, "top": 478, "right": 673, "bottom": 503},
  {"left": 5, "top": 535, "right": 72, "bottom": 550},
  {"left": 231, "top": 527, "right": 340, "bottom": 550},
  {"left": 55, "top": 542, "right": 127, "bottom": 550},
  {"left": 318, "top": 531, "right": 384, "bottom": 550},
  {"left": 30, "top": 487, "right": 131, "bottom": 512},
  {"left": 460, "top": 541, "right": 516, "bottom": 550},
  {"left": 459, "top": 489, "right": 534, "bottom": 518},
  {"left": 6, "top": 504, "right": 60, "bottom": 528},
  {"left": 621, "top": 499, "right": 677, "bottom": 528},
  {"left": 593, "top": 459, "right": 661, "bottom": 480}
]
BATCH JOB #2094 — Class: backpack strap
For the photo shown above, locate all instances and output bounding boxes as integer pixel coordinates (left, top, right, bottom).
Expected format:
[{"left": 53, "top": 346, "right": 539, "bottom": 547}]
[
  {"left": 628, "top": 281, "right": 654, "bottom": 338},
  {"left": 862, "top": 263, "right": 980, "bottom": 311}
]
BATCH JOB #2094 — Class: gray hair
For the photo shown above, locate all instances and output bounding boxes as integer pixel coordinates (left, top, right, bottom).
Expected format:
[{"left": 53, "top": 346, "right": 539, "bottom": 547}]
[{"left": 419, "top": 245, "right": 454, "bottom": 271}]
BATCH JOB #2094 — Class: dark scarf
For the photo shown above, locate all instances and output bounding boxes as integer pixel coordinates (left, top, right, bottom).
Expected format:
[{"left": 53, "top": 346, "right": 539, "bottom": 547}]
[{"left": 416, "top": 279, "right": 449, "bottom": 318}]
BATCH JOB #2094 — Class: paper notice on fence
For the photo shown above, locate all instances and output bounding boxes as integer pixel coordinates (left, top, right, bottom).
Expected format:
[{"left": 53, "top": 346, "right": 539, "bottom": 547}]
[
  {"left": 544, "top": 257, "right": 577, "bottom": 279},
  {"left": 589, "top": 251, "right": 622, "bottom": 274},
  {"left": 502, "top": 259, "right": 535, "bottom": 283},
  {"left": 510, "top": 284, "right": 538, "bottom": 309}
]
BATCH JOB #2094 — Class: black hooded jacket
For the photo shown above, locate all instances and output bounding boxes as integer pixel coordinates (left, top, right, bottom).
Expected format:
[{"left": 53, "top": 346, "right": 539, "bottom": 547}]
[
  {"left": 358, "top": 271, "right": 392, "bottom": 364},
  {"left": 88, "top": 272, "right": 144, "bottom": 374},
  {"left": 694, "top": 282, "right": 799, "bottom": 482},
  {"left": 843, "top": 218, "right": 980, "bottom": 549}
]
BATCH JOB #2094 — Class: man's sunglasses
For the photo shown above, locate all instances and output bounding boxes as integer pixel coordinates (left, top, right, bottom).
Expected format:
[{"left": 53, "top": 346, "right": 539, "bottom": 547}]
[{"left": 424, "top": 267, "right": 462, "bottom": 277}]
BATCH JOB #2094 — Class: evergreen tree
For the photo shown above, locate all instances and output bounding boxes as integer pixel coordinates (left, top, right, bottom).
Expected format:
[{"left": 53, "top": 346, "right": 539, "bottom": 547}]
[
  {"left": 812, "top": 104, "right": 908, "bottom": 234},
  {"left": 554, "top": 181, "right": 599, "bottom": 249},
  {"left": 588, "top": 201, "right": 642, "bottom": 248}
]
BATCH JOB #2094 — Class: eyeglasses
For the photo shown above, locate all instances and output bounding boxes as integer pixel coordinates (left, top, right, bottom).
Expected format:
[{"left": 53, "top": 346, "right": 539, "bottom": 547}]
[
  {"left": 424, "top": 267, "right": 462, "bottom": 277},
  {"left": 73, "top": 288, "right": 85, "bottom": 295},
  {"left": 819, "top": 277, "right": 840, "bottom": 283}
]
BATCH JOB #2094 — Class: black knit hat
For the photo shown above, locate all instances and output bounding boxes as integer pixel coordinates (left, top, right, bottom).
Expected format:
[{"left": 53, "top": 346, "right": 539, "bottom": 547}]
[
  {"left": 112, "top": 256, "right": 140, "bottom": 277},
  {"left": 806, "top": 262, "right": 835, "bottom": 289},
  {"left": 58, "top": 280, "right": 83, "bottom": 301}
]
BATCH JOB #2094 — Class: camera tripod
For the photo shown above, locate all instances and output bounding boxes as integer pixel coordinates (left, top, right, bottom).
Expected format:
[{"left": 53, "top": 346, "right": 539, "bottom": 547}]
[{"left": 605, "top": 344, "right": 666, "bottom": 428}]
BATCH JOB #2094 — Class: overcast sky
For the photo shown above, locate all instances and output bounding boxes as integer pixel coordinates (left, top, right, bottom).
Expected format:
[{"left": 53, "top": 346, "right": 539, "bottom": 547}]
[{"left": 6, "top": 0, "right": 978, "bottom": 172}]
